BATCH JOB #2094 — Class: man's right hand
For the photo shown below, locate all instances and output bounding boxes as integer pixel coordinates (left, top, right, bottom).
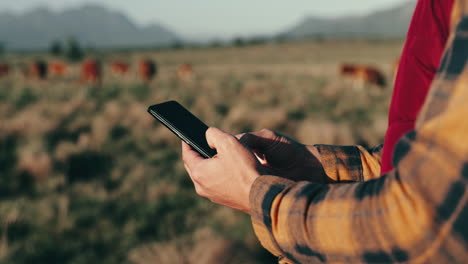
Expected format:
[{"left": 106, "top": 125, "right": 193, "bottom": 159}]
[{"left": 238, "top": 129, "right": 333, "bottom": 183}]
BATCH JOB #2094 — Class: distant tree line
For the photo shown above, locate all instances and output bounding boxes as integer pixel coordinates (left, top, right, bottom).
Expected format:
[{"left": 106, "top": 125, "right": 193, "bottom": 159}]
[
  {"left": 45, "top": 34, "right": 294, "bottom": 56},
  {"left": 49, "top": 37, "right": 84, "bottom": 62},
  {"left": 164, "top": 35, "right": 272, "bottom": 51}
]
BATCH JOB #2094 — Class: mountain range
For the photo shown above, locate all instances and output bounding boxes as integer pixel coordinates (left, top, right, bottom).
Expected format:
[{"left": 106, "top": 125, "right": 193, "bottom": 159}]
[
  {"left": 283, "top": 0, "right": 417, "bottom": 39},
  {"left": 0, "top": 1, "right": 417, "bottom": 51},
  {"left": 0, "top": 4, "right": 179, "bottom": 50}
]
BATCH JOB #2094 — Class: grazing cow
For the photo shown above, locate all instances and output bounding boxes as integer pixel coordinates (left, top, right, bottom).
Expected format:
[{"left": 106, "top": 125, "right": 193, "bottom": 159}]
[
  {"left": 81, "top": 59, "right": 102, "bottom": 84},
  {"left": 0, "top": 63, "right": 10, "bottom": 78},
  {"left": 339, "top": 64, "right": 386, "bottom": 89},
  {"left": 110, "top": 61, "right": 130, "bottom": 76},
  {"left": 29, "top": 60, "right": 48, "bottom": 80},
  {"left": 177, "top": 63, "right": 193, "bottom": 80},
  {"left": 139, "top": 59, "right": 157, "bottom": 82},
  {"left": 49, "top": 61, "right": 68, "bottom": 77}
]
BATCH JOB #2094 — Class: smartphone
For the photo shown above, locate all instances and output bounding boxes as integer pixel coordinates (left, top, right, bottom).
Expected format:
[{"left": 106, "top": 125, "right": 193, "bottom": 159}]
[{"left": 147, "top": 101, "right": 217, "bottom": 158}]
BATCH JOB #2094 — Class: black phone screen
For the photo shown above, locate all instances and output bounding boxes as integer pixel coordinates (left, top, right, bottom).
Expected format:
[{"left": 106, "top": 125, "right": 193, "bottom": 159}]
[{"left": 147, "top": 101, "right": 217, "bottom": 158}]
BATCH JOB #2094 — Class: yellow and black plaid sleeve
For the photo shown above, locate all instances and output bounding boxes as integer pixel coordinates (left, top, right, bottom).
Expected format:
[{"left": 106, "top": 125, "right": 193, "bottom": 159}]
[
  {"left": 250, "top": 2, "right": 468, "bottom": 263},
  {"left": 315, "top": 144, "right": 383, "bottom": 182}
]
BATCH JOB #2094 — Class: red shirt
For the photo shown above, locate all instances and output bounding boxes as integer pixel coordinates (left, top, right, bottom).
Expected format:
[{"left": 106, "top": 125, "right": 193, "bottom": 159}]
[{"left": 380, "top": 0, "right": 454, "bottom": 174}]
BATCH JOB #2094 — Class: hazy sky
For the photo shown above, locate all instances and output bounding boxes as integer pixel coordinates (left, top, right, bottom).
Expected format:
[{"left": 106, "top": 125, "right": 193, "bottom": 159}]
[{"left": 0, "top": 0, "right": 409, "bottom": 39}]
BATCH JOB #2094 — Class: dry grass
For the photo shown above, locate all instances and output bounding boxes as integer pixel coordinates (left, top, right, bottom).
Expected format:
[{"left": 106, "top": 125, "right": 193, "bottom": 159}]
[{"left": 0, "top": 39, "right": 402, "bottom": 263}]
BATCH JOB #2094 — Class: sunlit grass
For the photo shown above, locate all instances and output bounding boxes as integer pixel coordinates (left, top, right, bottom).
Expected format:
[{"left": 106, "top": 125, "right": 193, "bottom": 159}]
[{"left": 0, "top": 39, "right": 401, "bottom": 263}]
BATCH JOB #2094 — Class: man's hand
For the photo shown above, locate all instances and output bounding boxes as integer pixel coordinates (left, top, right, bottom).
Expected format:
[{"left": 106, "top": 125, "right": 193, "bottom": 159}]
[
  {"left": 238, "top": 129, "right": 331, "bottom": 183},
  {"left": 182, "top": 127, "right": 263, "bottom": 214}
]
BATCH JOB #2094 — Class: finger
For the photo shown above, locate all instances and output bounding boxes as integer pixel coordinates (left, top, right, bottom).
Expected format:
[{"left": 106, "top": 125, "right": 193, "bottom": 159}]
[
  {"left": 181, "top": 141, "right": 204, "bottom": 171},
  {"left": 235, "top": 133, "right": 246, "bottom": 140},
  {"left": 251, "top": 128, "right": 277, "bottom": 138},
  {"left": 239, "top": 133, "right": 276, "bottom": 152},
  {"left": 206, "top": 127, "right": 237, "bottom": 152},
  {"left": 181, "top": 143, "right": 204, "bottom": 188},
  {"left": 183, "top": 161, "right": 192, "bottom": 175},
  {"left": 253, "top": 151, "right": 267, "bottom": 165}
]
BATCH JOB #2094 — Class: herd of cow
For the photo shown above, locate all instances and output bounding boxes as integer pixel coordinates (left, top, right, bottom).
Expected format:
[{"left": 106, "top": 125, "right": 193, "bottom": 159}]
[
  {"left": 0, "top": 57, "right": 389, "bottom": 89},
  {"left": 0, "top": 58, "right": 196, "bottom": 84}
]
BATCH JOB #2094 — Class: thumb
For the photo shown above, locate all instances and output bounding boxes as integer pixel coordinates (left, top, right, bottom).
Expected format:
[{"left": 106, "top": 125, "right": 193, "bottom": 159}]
[{"left": 205, "top": 127, "right": 233, "bottom": 151}]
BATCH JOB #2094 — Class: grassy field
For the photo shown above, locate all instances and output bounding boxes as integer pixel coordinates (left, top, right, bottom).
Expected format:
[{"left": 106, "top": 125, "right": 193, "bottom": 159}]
[{"left": 0, "top": 39, "right": 403, "bottom": 263}]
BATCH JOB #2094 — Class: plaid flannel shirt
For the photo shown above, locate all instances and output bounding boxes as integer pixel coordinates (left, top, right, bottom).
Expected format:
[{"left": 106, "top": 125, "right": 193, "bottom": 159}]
[
  {"left": 249, "top": 1, "right": 468, "bottom": 263},
  {"left": 315, "top": 144, "right": 384, "bottom": 182}
]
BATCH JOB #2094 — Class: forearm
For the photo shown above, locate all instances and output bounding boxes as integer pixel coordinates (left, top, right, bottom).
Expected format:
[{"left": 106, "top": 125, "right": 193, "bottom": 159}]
[
  {"left": 250, "top": 123, "right": 467, "bottom": 263},
  {"left": 250, "top": 161, "right": 447, "bottom": 263}
]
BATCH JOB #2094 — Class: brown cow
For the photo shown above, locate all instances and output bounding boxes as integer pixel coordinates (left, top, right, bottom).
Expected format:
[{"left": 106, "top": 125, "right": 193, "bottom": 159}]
[
  {"left": 339, "top": 64, "right": 386, "bottom": 89},
  {"left": 0, "top": 63, "right": 10, "bottom": 78},
  {"left": 110, "top": 61, "right": 130, "bottom": 76},
  {"left": 49, "top": 61, "right": 68, "bottom": 77},
  {"left": 139, "top": 59, "right": 157, "bottom": 82},
  {"left": 177, "top": 63, "right": 193, "bottom": 80},
  {"left": 29, "top": 60, "right": 48, "bottom": 80},
  {"left": 81, "top": 59, "right": 102, "bottom": 84}
]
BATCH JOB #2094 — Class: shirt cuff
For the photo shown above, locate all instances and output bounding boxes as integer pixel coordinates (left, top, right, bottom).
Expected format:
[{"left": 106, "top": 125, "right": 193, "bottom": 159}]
[
  {"left": 249, "top": 175, "right": 295, "bottom": 259},
  {"left": 314, "top": 144, "right": 364, "bottom": 182}
]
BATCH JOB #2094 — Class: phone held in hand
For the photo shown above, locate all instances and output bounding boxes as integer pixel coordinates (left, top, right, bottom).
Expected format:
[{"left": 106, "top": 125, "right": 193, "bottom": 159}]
[{"left": 147, "top": 101, "right": 217, "bottom": 158}]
